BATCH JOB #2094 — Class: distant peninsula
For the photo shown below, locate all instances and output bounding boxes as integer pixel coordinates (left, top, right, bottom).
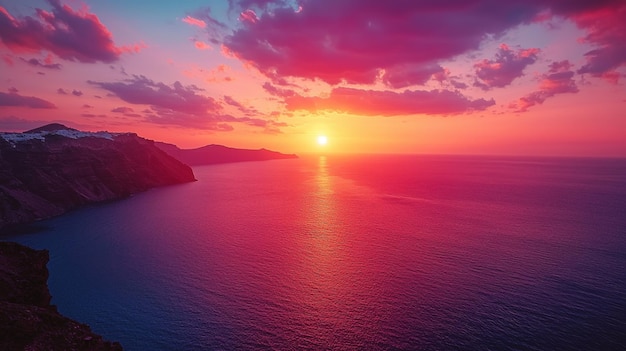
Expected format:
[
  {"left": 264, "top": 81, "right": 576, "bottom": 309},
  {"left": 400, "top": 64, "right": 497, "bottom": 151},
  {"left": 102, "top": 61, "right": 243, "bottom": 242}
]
[
  {"left": 155, "top": 142, "right": 298, "bottom": 166},
  {"left": 0, "top": 124, "right": 196, "bottom": 232}
]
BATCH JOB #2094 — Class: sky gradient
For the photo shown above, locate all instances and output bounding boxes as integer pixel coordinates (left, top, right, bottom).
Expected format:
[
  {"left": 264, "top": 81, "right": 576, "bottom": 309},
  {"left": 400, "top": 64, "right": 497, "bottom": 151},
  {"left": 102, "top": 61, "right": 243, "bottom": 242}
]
[{"left": 1, "top": 0, "right": 625, "bottom": 156}]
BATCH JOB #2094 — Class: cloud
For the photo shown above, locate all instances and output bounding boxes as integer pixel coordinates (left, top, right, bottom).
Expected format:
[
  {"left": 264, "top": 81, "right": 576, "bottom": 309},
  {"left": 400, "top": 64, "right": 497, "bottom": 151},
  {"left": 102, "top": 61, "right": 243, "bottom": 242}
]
[
  {"left": 72, "top": 89, "right": 83, "bottom": 97},
  {"left": 474, "top": 44, "right": 540, "bottom": 90},
  {"left": 284, "top": 87, "right": 495, "bottom": 116},
  {"left": 143, "top": 106, "right": 284, "bottom": 132},
  {"left": 111, "top": 106, "right": 134, "bottom": 113},
  {"left": 194, "top": 41, "right": 212, "bottom": 50},
  {"left": 382, "top": 64, "right": 444, "bottom": 89},
  {"left": 90, "top": 75, "right": 222, "bottom": 115},
  {"left": 239, "top": 9, "right": 258, "bottom": 24},
  {"left": 512, "top": 60, "right": 579, "bottom": 112},
  {"left": 211, "top": 0, "right": 626, "bottom": 92},
  {"left": 0, "top": 91, "right": 56, "bottom": 108},
  {"left": 0, "top": 0, "right": 141, "bottom": 63},
  {"left": 111, "top": 106, "right": 141, "bottom": 118},
  {"left": 90, "top": 75, "right": 283, "bottom": 131},
  {"left": 20, "top": 57, "right": 62, "bottom": 70},
  {"left": 219, "top": 1, "right": 551, "bottom": 85},
  {"left": 262, "top": 82, "right": 296, "bottom": 98},
  {"left": 433, "top": 69, "right": 469, "bottom": 89},
  {"left": 182, "top": 15, "right": 206, "bottom": 28},
  {"left": 223, "top": 95, "right": 260, "bottom": 116},
  {"left": 569, "top": 3, "right": 626, "bottom": 80},
  {"left": 80, "top": 113, "right": 106, "bottom": 118},
  {"left": 57, "top": 88, "right": 67, "bottom": 95},
  {"left": 184, "top": 7, "right": 228, "bottom": 44}
]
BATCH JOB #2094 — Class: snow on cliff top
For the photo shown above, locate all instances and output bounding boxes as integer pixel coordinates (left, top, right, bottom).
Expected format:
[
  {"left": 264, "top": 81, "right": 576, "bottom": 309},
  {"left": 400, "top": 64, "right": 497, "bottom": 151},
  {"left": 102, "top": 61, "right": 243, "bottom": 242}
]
[{"left": 0, "top": 128, "right": 126, "bottom": 147}]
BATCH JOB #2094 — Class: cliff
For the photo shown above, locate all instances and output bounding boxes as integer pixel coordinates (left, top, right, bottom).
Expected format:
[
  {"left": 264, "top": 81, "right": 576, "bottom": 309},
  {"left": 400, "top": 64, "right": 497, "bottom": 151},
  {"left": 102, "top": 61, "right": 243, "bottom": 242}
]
[
  {"left": 0, "top": 241, "right": 123, "bottom": 350},
  {"left": 155, "top": 142, "right": 297, "bottom": 166},
  {"left": 0, "top": 124, "right": 196, "bottom": 232}
]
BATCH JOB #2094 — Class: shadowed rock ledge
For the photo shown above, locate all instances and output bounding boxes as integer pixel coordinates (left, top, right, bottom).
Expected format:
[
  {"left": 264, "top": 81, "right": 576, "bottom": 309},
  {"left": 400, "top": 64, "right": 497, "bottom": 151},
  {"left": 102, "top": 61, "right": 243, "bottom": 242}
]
[{"left": 0, "top": 241, "right": 123, "bottom": 350}]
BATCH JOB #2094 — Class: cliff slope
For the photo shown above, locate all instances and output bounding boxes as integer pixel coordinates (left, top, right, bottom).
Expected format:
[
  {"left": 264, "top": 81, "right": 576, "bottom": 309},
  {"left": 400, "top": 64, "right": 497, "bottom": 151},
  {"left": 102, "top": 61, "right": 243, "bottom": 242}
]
[
  {"left": 0, "top": 124, "right": 196, "bottom": 231},
  {"left": 156, "top": 142, "right": 297, "bottom": 166},
  {"left": 0, "top": 241, "right": 123, "bottom": 350}
]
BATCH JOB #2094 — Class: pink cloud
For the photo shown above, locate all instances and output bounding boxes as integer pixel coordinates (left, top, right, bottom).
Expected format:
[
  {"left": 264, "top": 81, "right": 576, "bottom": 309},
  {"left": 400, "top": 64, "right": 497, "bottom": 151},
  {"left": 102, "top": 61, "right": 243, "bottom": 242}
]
[
  {"left": 194, "top": 41, "right": 212, "bottom": 50},
  {"left": 512, "top": 60, "right": 579, "bottom": 112},
  {"left": 185, "top": 7, "right": 228, "bottom": 44},
  {"left": 0, "top": 0, "right": 139, "bottom": 63},
  {"left": 239, "top": 9, "right": 258, "bottom": 24},
  {"left": 182, "top": 15, "right": 206, "bottom": 28},
  {"left": 474, "top": 44, "right": 540, "bottom": 90},
  {"left": 284, "top": 87, "right": 495, "bottom": 116},
  {"left": 0, "top": 91, "right": 56, "bottom": 109},
  {"left": 569, "top": 4, "right": 626, "bottom": 81}
]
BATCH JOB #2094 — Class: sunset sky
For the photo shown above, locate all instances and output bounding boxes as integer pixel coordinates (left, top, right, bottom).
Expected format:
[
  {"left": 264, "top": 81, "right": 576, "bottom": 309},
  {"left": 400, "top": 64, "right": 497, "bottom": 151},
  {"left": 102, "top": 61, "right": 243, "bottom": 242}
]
[{"left": 1, "top": 0, "right": 625, "bottom": 156}]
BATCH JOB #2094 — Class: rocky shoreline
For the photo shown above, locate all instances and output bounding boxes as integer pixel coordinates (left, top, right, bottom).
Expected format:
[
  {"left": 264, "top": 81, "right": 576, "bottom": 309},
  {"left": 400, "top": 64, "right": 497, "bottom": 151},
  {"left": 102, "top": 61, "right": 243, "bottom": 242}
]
[{"left": 0, "top": 241, "right": 123, "bottom": 350}]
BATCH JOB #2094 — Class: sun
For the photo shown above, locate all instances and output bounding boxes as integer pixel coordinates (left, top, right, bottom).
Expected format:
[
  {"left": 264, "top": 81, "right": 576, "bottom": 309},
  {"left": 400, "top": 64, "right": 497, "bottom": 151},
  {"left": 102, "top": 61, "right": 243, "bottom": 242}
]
[{"left": 317, "top": 135, "right": 328, "bottom": 146}]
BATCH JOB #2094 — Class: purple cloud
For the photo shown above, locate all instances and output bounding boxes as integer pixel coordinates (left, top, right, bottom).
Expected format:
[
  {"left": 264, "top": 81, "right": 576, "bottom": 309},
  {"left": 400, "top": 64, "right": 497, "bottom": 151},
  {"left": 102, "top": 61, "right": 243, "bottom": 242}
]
[
  {"left": 111, "top": 106, "right": 135, "bottom": 113},
  {"left": 90, "top": 75, "right": 221, "bottom": 115},
  {"left": 474, "top": 44, "right": 540, "bottom": 90},
  {"left": 91, "top": 75, "right": 284, "bottom": 132},
  {"left": 0, "top": 91, "right": 56, "bottom": 109},
  {"left": 20, "top": 57, "right": 62, "bottom": 70}
]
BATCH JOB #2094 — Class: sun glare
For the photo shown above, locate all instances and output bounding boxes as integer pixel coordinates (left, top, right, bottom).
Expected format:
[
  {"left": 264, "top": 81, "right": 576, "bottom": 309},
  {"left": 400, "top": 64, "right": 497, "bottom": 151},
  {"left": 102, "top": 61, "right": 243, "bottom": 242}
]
[{"left": 317, "top": 135, "right": 328, "bottom": 146}]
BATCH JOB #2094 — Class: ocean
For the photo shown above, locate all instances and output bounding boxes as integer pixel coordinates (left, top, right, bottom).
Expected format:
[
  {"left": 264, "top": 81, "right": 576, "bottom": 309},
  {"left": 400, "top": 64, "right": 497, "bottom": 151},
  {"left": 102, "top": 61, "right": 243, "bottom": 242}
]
[{"left": 7, "top": 155, "right": 626, "bottom": 350}]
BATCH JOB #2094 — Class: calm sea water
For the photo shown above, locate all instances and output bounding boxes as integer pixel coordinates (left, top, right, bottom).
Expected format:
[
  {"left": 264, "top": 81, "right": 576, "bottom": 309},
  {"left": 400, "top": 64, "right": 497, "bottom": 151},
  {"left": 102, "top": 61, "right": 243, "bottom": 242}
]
[{"left": 7, "top": 155, "right": 626, "bottom": 350}]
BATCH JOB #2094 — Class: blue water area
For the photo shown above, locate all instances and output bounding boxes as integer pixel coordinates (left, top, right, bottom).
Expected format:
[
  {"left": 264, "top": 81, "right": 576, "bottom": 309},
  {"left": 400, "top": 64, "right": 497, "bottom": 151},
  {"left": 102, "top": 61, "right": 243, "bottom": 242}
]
[{"left": 7, "top": 155, "right": 626, "bottom": 350}]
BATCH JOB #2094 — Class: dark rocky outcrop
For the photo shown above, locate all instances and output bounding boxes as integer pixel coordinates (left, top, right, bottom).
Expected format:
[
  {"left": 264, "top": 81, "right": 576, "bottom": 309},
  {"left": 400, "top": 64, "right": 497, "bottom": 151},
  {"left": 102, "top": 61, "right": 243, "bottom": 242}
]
[
  {"left": 0, "top": 124, "right": 196, "bottom": 232},
  {"left": 156, "top": 142, "right": 297, "bottom": 166},
  {"left": 0, "top": 241, "right": 123, "bottom": 350}
]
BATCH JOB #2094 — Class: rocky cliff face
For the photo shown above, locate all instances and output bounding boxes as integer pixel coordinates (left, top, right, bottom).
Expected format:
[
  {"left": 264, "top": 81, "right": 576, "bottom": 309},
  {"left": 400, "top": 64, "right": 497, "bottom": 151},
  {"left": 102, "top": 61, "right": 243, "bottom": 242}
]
[
  {"left": 0, "top": 125, "right": 196, "bottom": 231},
  {"left": 0, "top": 241, "right": 123, "bottom": 350}
]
